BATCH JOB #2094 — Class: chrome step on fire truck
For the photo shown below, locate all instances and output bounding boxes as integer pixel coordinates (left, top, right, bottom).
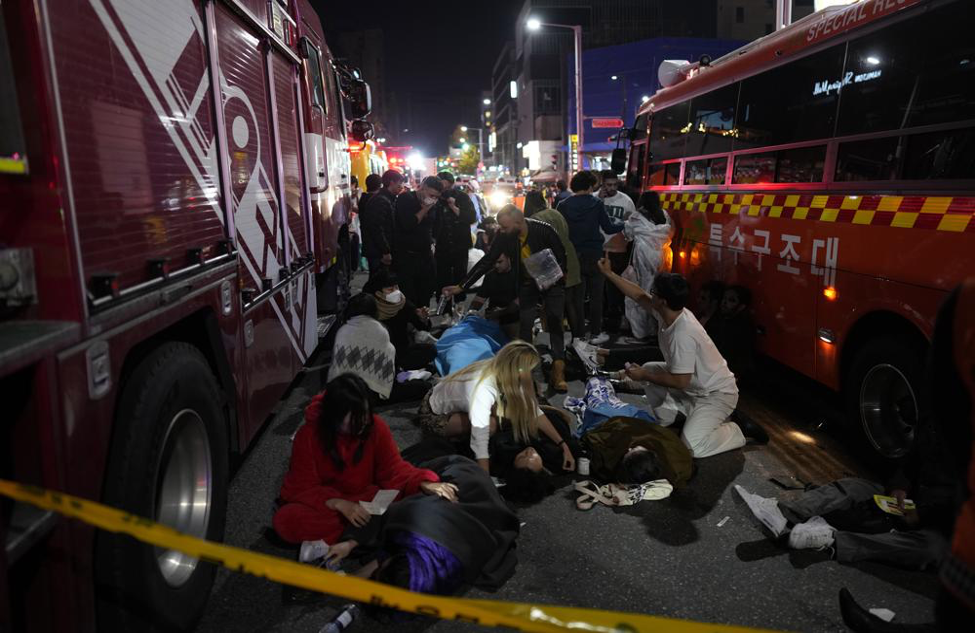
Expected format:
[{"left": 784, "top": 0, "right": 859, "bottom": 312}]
[{"left": 0, "top": 0, "right": 370, "bottom": 629}]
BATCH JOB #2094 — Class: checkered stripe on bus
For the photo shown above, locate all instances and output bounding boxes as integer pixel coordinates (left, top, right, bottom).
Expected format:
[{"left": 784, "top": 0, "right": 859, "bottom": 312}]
[{"left": 659, "top": 193, "right": 975, "bottom": 232}]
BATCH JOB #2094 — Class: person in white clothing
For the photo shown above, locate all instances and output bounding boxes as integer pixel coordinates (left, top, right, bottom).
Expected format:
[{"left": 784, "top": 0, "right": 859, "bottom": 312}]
[
  {"left": 597, "top": 260, "right": 769, "bottom": 457},
  {"left": 414, "top": 340, "right": 576, "bottom": 474}
]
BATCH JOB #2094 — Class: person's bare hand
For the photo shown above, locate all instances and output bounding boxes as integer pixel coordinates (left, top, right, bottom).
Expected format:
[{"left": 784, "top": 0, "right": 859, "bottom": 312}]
[
  {"left": 446, "top": 197, "right": 460, "bottom": 215},
  {"left": 623, "top": 363, "right": 647, "bottom": 382},
  {"left": 597, "top": 256, "right": 613, "bottom": 276},
  {"left": 416, "top": 307, "right": 430, "bottom": 319},
  {"left": 421, "top": 481, "right": 459, "bottom": 503},
  {"left": 333, "top": 499, "right": 371, "bottom": 527},
  {"left": 325, "top": 540, "right": 357, "bottom": 566},
  {"left": 442, "top": 285, "right": 462, "bottom": 297},
  {"left": 890, "top": 489, "right": 907, "bottom": 512},
  {"left": 562, "top": 446, "right": 575, "bottom": 472}
]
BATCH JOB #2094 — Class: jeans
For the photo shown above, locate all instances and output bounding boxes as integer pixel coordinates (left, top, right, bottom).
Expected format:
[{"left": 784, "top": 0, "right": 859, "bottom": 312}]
[
  {"left": 642, "top": 362, "right": 744, "bottom": 458},
  {"left": 575, "top": 251, "right": 606, "bottom": 338},
  {"left": 519, "top": 281, "right": 565, "bottom": 361}
]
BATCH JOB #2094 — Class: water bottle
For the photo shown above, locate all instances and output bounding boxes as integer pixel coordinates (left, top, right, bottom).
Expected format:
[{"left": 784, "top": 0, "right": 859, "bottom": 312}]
[{"left": 319, "top": 604, "right": 359, "bottom": 633}]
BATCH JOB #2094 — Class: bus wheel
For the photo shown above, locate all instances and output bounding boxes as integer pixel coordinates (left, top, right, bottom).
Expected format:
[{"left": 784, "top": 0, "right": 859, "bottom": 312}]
[
  {"left": 96, "top": 342, "right": 228, "bottom": 631},
  {"left": 846, "top": 338, "right": 922, "bottom": 460}
]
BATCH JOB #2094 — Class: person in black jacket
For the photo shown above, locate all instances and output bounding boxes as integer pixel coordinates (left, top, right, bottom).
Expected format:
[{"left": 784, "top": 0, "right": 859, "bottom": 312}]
[
  {"left": 441, "top": 204, "right": 569, "bottom": 392},
  {"left": 361, "top": 170, "right": 404, "bottom": 275},
  {"left": 360, "top": 173, "right": 382, "bottom": 209},
  {"left": 434, "top": 172, "right": 477, "bottom": 312},
  {"left": 393, "top": 176, "right": 443, "bottom": 307}
]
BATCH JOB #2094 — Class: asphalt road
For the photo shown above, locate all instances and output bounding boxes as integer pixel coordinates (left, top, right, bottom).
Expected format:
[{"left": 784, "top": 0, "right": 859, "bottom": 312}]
[{"left": 195, "top": 279, "right": 941, "bottom": 633}]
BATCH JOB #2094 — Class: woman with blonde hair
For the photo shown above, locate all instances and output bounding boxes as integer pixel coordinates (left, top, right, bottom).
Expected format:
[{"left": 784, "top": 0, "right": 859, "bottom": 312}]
[{"left": 415, "top": 341, "right": 576, "bottom": 476}]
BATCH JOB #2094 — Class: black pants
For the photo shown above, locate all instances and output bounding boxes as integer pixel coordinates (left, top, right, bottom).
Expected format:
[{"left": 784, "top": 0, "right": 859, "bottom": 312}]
[
  {"left": 366, "top": 255, "right": 388, "bottom": 278},
  {"left": 436, "top": 247, "right": 469, "bottom": 310},
  {"left": 518, "top": 281, "right": 565, "bottom": 360},
  {"left": 604, "top": 250, "right": 630, "bottom": 325},
  {"left": 395, "top": 252, "right": 436, "bottom": 308},
  {"left": 396, "top": 342, "right": 436, "bottom": 371},
  {"left": 575, "top": 251, "right": 606, "bottom": 339},
  {"left": 386, "top": 379, "right": 431, "bottom": 404},
  {"left": 350, "top": 236, "right": 361, "bottom": 272}
]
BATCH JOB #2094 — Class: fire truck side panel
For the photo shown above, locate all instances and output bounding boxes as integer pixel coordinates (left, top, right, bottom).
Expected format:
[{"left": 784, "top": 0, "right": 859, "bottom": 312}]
[
  {"left": 48, "top": 0, "right": 227, "bottom": 295},
  {"left": 272, "top": 53, "right": 310, "bottom": 259}
]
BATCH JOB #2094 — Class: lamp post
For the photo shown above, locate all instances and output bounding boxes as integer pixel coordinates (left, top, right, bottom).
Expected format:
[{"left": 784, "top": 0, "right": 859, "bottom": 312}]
[
  {"left": 460, "top": 125, "right": 484, "bottom": 167},
  {"left": 527, "top": 17, "right": 583, "bottom": 173}
]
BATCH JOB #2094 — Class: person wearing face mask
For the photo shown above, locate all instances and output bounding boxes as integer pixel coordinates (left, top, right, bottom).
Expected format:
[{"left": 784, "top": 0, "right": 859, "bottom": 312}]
[
  {"left": 441, "top": 205, "right": 569, "bottom": 392},
  {"left": 362, "top": 170, "right": 406, "bottom": 275},
  {"left": 393, "top": 175, "right": 444, "bottom": 307},
  {"left": 414, "top": 341, "right": 576, "bottom": 476},
  {"left": 364, "top": 269, "right": 436, "bottom": 371},
  {"left": 272, "top": 374, "right": 457, "bottom": 563}
]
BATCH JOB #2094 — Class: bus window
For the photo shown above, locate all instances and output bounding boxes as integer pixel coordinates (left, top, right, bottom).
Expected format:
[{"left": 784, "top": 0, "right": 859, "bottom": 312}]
[
  {"left": 735, "top": 43, "right": 845, "bottom": 149},
  {"left": 733, "top": 146, "right": 824, "bottom": 184},
  {"left": 649, "top": 101, "right": 689, "bottom": 161},
  {"left": 835, "top": 137, "right": 899, "bottom": 182},
  {"left": 686, "top": 83, "right": 737, "bottom": 157},
  {"left": 0, "top": 11, "right": 27, "bottom": 175},
  {"left": 684, "top": 156, "right": 727, "bottom": 185},
  {"left": 903, "top": 127, "right": 974, "bottom": 181},
  {"left": 648, "top": 162, "right": 680, "bottom": 187},
  {"left": 904, "top": 2, "right": 974, "bottom": 128}
]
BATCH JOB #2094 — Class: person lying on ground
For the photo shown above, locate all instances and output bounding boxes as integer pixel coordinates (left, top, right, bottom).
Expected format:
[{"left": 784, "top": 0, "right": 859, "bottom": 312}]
[
  {"left": 319, "top": 454, "right": 521, "bottom": 596},
  {"left": 365, "top": 268, "right": 436, "bottom": 371},
  {"left": 273, "top": 374, "right": 456, "bottom": 561},
  {"left": 581, "top": 416, "right": 694, "bottom": 487},
  {"left": 415, "top": 340, "right": 576, "bottom": 474},
  {"left": 468, "top": 252, "right": 520, "bottom": 340},
  {"left": 597, "top": 259, "right": 768, "bottom": 457},
  {"left": 441, "top": 205, "right": 570, "bottom": 392}
]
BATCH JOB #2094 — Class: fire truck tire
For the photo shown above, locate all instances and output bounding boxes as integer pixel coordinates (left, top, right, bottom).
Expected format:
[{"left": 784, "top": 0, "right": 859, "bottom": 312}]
[
  {"left": 845, "top": 337, "right": 923, "bottom": 461},
  {"left": 96, "top": 342, "right": 228, "bottom": 632}
]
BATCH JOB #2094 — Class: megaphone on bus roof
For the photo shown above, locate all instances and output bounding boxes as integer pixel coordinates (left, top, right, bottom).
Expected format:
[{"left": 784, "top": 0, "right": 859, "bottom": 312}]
[{"left": 658, "top": 59, "right": 695, "bottom": 88}]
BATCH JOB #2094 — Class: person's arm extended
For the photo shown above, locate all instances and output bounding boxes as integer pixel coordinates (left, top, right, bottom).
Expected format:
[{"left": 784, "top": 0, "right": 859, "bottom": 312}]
[
  {"left": 625, "top": 363, "right": 692, "bottom": 390},
  {"left": 598, "top": 206, "right": 625, "bottom": 234},
  {"left": 469, "top": 381, "right": 495, "bottom": 473},
  {"left": 597, "top": 257, "right": 654, "bottom": 312},
  {"left": 447, "top": 235, "right": 506, "bottom": 294},
  {"left": 535, "top": 411, "right": 575, "bottom": 471}
]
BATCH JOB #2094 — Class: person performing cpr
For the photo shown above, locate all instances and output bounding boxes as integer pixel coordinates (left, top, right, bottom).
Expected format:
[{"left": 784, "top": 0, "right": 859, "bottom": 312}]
[{"left": 596, "top": 258, "right": 768, "bottom": 458}]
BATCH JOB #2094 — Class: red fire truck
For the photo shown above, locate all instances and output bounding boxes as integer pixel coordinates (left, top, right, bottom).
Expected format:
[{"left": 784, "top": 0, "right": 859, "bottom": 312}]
[
  {"left": 623, "top": 0, "right": 973, "bottom": 458},
  {"left": 1, "top": 0, "right": 371, "bottom": 629}
]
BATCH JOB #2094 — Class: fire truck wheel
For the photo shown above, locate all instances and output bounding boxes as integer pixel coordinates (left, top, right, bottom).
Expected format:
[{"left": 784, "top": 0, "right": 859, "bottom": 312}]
[
  {"left": 96, "top": 342, "right": 228, "bottom": 632},
  {"left": 846, "top": 337, "right": 923, "bottom": 460}
]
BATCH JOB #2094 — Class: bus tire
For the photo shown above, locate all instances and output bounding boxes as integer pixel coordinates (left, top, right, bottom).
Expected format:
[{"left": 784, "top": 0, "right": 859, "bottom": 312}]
[
  {"left": 844, "top": 337, "right": 923, "bottom": 460},
  {"left": 96, "top": 342, "right": 228, "bottom": 631}
]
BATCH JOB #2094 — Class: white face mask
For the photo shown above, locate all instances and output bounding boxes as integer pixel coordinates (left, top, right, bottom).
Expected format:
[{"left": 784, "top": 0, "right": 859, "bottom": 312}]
[
  {"left": 421, "top": 195, "right": 438, "bottom": 206},
  {"left": 384, "top": 290, "right": 403, "bottom": 303}
]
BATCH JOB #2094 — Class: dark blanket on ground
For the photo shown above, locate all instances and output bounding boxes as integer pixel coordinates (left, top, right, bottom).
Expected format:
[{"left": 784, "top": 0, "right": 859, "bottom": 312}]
[
  {"left": 582, "top": 416, "right": 694, "bottom": 486},
  {"left": 345, "top": 454, "right": 520, "bottom": 590}
]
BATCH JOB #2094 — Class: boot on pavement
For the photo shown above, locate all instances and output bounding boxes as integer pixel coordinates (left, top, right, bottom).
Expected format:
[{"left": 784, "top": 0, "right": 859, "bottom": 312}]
[{"left": 550, "top": 359, "right": 568, "bottom": 393}]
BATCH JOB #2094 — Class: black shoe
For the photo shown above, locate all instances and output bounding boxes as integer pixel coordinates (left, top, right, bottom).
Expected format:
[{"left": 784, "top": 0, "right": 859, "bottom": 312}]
[
  {"left": 733, "top": 410, "right": 769, "bottom": 444},
  {"left": 838, "top": 588, "right": 934, "bottom": 633}
]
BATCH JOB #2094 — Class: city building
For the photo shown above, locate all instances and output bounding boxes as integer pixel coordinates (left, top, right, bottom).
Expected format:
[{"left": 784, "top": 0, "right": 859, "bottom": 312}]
[
  {"left": 335, "top": 29, "right": 395, "bottom": 143},
  {"left": 566, "top": 37, "right": 744, "bottom": 172},
  {"left": 489, "top": 41, "right": 519, "bottom": 178},
  {"left": 716, "top": 0, "right": 815, "bottom": 41}
]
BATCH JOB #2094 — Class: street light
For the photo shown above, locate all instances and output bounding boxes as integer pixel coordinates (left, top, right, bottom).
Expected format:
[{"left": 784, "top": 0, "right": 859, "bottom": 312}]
[
  {"left": 460, "top": 126, "right": 468, "bottom": 132},
  {"left": 482, "top": 98, "right": 491, "bottom": 105},
  {"left": 459, "top": 125, "right": 485, "bottom": 170},
  {"left": 527, "top": 17, "right": 583, "bottom": 173}
]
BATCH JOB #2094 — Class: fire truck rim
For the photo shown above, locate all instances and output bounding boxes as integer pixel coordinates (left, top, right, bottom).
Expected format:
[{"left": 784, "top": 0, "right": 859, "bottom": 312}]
[
  {"left": 859, "top": 363, "right": 917, "bottom": 459},
  {"left": 153, "top": 408, "right": 213, "bottom": 588}
]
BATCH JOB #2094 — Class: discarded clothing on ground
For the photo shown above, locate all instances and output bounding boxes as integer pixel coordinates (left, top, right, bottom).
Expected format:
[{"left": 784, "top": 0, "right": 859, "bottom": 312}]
[
  {"left": 434, "top": 315, "right": 508, "bottom": 376},
  {"left": 568, "top": 377, "right": 656, "bottom": 437}
]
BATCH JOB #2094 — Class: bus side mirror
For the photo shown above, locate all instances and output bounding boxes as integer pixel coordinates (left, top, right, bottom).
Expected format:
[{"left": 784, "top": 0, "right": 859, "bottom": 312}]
[
  {"left": 347, "top": 79, "right": 371, "bottom": 119},
  {"left": 611, "top": 148, "right": 627, "bottom": 174},
  {"left": 348, "top": 119, "right": 374, "bottom": 143}
]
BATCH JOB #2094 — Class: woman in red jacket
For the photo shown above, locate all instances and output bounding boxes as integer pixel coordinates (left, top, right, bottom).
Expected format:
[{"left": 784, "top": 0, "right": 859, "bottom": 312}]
[{"left": 273, "top": 374, "right": 457, "bottom": 559}]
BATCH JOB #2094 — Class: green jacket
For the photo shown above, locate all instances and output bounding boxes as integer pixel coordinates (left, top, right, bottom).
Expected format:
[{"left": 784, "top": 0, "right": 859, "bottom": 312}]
[
  {"left": 582, "top": 417, "right": 694, "bottom": 486},
  {"left": 532, "top": 209, "right": 581, "bottom": 288}
]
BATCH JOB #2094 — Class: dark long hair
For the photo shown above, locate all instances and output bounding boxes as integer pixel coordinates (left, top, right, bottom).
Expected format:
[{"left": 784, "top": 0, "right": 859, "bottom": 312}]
[
  {"left": 523, "top": 190, "right": 548, "bottom": 217},
  {"left": 318, "top": 374, "right": 375, "bottom": 470}
]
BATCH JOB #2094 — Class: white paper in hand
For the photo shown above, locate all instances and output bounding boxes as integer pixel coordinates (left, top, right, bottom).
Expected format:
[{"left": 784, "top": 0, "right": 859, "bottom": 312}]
[{"left": 359, "top": 489, "right": 399, "bottom": 515}]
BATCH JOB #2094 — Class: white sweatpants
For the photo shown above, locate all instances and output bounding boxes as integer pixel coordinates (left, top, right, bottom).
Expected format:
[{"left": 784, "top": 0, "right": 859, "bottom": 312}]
[{"left": 642, "top": 362, "right": 745, "bottom": 458}]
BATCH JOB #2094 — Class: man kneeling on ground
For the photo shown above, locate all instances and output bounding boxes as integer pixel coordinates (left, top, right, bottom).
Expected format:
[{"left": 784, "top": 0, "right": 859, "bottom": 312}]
[{"left": 597, "top": 259, "right": 768, "bottom": 458}]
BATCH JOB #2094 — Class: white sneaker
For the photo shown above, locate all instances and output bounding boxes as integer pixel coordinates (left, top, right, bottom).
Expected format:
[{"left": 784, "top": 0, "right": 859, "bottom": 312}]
[
  {"left": 788, "top": 516, "right": 836, "bottom": 550},
  {"left": 589, "top": 332, "right": 610, "bottom": 345},
  {"left": 299, "top": 539, "right": 329, "bottom": 563},
  {"left": 571, "top": 339, "right": 600, "bottom": 373},
  {"left": 734, "top": 485, "right": 789, "bottom": 537}
]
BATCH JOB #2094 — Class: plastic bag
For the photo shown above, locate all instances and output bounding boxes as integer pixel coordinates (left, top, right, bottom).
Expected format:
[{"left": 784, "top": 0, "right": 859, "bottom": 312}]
[{"left": 523, "top": 248, "right": 563, "bottom": 290}]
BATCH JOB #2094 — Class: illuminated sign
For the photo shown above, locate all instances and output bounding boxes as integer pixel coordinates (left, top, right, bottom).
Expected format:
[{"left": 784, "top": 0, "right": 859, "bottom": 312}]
[
  {"left": 812, "top": 69, "right": 882, "bottom": 96},
  {"left": 569, "top": 134, "right": 578, "bottom": 171}
]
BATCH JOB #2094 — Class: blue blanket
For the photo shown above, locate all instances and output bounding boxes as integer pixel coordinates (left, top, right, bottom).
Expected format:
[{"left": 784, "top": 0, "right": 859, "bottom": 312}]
[{"left": 435, "top": 316, "right": 509, "bottom": 376}]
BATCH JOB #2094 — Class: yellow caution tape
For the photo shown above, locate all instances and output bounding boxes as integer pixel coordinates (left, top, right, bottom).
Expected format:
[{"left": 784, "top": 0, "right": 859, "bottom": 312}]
[
  {"left": 0, "top": 156, "right": 28, "bottom": 175},
  {"left": 0, "top": 479, "right": 778, "bottom": 632}
]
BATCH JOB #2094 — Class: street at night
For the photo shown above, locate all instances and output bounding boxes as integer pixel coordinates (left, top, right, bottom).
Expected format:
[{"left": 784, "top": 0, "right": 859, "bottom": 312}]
[{"left": 1, "top": 0, "right": 972, "bottom": 632}]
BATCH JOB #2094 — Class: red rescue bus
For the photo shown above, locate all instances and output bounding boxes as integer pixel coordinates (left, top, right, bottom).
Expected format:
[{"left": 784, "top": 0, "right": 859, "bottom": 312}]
[
  {"left": 1, "top": 0, "right": 371, "bottom": 629},
  {"left": 624, "top": 0, "right": 973, "bottom": 458}
]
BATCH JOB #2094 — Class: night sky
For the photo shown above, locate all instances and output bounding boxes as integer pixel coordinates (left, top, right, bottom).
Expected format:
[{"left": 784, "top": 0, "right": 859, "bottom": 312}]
[{"left": 318, "top": 1, "right": 524, "bottom": 156}]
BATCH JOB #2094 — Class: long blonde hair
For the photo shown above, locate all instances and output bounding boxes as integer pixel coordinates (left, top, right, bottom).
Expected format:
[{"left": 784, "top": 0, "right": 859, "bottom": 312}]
[{"left": 444, "top": 340, "right": 540, "bottom": 443}]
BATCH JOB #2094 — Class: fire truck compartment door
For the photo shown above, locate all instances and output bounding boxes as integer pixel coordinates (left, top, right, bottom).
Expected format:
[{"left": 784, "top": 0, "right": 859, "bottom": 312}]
[{"left": 304, "top": 133, "right": 326, "bottom": 191}]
